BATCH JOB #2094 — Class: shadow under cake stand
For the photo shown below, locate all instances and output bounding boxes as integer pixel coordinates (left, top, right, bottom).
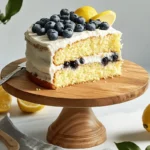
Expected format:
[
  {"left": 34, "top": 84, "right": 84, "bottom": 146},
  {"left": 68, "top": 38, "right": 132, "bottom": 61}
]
[{"left": 1, "top": 59, "right": 149, "bottom": 149}]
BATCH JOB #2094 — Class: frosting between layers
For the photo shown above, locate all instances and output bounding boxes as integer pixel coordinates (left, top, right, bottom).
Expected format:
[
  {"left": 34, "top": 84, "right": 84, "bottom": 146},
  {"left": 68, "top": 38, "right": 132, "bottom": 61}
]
[{"left": 26, "top": 51, "right": 122, "bottom": 83}]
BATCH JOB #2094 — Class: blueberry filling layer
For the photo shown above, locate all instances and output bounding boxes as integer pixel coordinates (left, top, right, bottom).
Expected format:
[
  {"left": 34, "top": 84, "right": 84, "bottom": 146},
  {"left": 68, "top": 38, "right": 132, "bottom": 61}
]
[{"left": 63, "top": 53, "right": 120, "bottom": 69}]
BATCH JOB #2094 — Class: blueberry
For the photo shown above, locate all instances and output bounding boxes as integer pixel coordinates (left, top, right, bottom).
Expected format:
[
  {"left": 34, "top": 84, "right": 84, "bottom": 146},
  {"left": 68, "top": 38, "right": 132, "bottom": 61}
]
[
  {"left": 83, "top": 23, "right": 87, "bottom": 30},
  {"left": 63, "top": 28, "right": 73, "bottom": 38},
  {"left": 86, "top": 23, "right": 96, "bottom": 31},
  {"left": 76, "top": 16, "right": 85, "bottom": 24},
  {"left": 89, "top": 20, "right": 97, "bottom": 27},
  {"left": 63, "top": 20, "right": 71, "bottom": 24},
  {"left": 70, "top": 60, "right": 79, "bottom": 69},
  {"left": 70, "top": 11, "right": 74, "bottom": 17},
  {"left": 47, "top": 29, "right": 58, "bottom": 40},
  {"left": 60, "top": 15, "right": 70, "bottom": 20},
  {"left": 60, "top": 20, "right": 64, "bottom": 23},
  {"left": 95, "top": 19, "right": 101, "bottom": 27},
  {"left": 40, "top": 18, "right": 49, "bottom": 24},
  {"left": 89, "top": 19, "right": 95, "bottom": 23},
  {"left": 70, "top": 13, "right": 78, "bottom": 22},
  {"left": 74, "top": 24, "right": 84, "bottom": 32},
  {"left": 58, "top": 30, "right": 64, "bottom": 36},
  {"left": 32, "top": 24, "right": 41, "bottom": 33},
  {"left": 35, "top": 20, "right": 46, "bottom": 27},
  {"left": 70, "top": 11, "right": 74, "bottom": 15},
  {"left": 50, "top": 14, "right": 60, "bottom": 22},
  {"left": 37, "top": 28, "right": 46, "bottom": 36},
  {"left": 79, "top": 58, "right": 85, "bottom": 64},
  {"left": 89, "top": 19, "right": 101, "bottom": 28},
  {"left": 89, "top": 19, "right": 92, "bottom": 22},
  {"left": 55, "top": 22, "right": 64, "bottom": 33},
  {"left": 44, "top": 21, "right": 56, "bottom": 31},
  {"left": 99, "top": 22, "right": 109, "bottom": 30},
  {"left": 60, "top": 9, "right": 70, "bottom": 16},
  {"left": 102, "top": 57, "right": 109, "bottom": 66},
  {"left": 65, "top": 22, "right": 75, "bottom": 30},
  {"left": 111, "top": 53, "right": 118, "bottom": 62},
  {"left": 64, "top": 61, "right": 70, "bottom": 68}
]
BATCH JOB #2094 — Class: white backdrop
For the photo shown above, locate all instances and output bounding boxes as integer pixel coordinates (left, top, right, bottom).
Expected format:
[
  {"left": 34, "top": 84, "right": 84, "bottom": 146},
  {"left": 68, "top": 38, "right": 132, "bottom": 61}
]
[{"left": 0, "top": 0, "right": 150, "bottom": 70}]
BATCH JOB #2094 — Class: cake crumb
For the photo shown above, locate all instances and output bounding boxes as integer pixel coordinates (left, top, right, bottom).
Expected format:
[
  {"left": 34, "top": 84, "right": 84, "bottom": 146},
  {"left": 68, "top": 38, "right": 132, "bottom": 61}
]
[{"left": 36, "top": 88, "right": 41, "bottom": 91}]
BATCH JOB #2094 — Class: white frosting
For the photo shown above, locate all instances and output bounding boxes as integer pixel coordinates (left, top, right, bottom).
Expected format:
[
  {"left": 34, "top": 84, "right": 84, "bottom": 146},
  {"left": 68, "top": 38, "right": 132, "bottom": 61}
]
[
  {"left": 25, "top": 26, "right": 122, "bottom": 83},
  {"left": 26, "top": 43, "right": 121, "bottom": 83},
  {"left": 25, "top": 26, "right": 122, "bottom": 56}
]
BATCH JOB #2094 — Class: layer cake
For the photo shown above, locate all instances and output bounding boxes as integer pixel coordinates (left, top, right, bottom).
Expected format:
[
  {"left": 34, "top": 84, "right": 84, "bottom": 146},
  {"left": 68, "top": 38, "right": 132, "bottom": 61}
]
[{"left": 25, "top": 8, "right": 123, "bottom": 89}]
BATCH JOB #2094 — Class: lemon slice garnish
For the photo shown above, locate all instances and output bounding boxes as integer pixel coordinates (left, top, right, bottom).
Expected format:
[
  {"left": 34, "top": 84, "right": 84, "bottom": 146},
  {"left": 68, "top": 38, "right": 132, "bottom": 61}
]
[
  {"left": 75, "top": 6, "right": 97, "bottom": 22},
  {"left": 17, "top": 99, "right": 44, "bottom": 113},
  {"left": 91, "top": 10, "right": 116, "bottom": 25}
]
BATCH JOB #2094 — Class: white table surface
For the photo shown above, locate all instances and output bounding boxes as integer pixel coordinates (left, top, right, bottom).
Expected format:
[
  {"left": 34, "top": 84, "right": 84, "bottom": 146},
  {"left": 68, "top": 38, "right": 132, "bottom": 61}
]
[{"left": 0, "top": 72, "right": 149, "bottom": 150}]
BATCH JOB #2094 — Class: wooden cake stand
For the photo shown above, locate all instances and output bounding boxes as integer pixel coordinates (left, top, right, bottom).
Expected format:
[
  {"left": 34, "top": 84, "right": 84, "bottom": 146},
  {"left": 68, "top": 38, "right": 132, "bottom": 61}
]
[{"left": 1, "top": 59, "right": 149, "bottom": 149}]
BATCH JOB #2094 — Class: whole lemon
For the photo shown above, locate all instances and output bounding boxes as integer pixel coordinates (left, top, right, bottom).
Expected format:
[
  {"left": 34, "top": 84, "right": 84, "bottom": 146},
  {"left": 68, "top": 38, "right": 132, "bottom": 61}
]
[
  {"left": 142, "top": 104, "right": 150, "bottom": 132},
  {"left": 75, "top": 6, "right": 97, "bottom": 22}
]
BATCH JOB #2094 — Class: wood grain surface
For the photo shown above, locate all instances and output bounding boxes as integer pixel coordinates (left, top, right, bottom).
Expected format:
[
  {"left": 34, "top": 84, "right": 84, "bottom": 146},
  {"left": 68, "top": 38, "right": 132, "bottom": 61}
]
[
  {"left": 1, "top": 58, "right": 149, "bottom": 149},
  {"left": 1, "top": 58, "right": 149, "bottom": 107},
  {"left": 47, "top": 107, "right": 106, "bottom": 148}
]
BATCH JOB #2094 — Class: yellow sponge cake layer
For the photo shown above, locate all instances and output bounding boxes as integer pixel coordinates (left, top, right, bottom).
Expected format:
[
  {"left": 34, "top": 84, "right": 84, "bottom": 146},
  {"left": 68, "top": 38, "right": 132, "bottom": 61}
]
[
  {"left": 27, "top": 61, "right": 122, "bottom": 89},
  {"left": 54, "top": 33, "right": 122, "bottom": 65},
  {"left": 53, "top": 61, "right": 122, "bottom": 88},
  {"left": 25, "top": 26, "right": 123, "bottom": 89},
  {"left": 53, "top": 61, "right": 122, "bottom": 87}
]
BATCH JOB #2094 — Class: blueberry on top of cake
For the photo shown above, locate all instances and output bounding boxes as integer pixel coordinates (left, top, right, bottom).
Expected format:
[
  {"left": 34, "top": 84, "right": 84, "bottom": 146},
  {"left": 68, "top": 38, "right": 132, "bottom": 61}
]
[
  {"left": 25, "top": 6, "right": 123, "bottom": 89},
  {"left": 31, "top": 9, "right": 111, "bottom": 41}
]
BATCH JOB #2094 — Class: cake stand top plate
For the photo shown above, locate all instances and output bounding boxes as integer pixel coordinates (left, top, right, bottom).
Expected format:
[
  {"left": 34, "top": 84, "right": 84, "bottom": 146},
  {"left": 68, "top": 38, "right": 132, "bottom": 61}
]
[{"left": 1, "top": 58, "right": 149, "bottom": 107}]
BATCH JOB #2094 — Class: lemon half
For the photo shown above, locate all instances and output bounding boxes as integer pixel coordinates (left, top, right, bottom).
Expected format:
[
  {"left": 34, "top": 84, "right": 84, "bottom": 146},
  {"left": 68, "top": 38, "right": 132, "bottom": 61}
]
[{"left": 17, "top": 99, "right": 44, "bottom": 113}]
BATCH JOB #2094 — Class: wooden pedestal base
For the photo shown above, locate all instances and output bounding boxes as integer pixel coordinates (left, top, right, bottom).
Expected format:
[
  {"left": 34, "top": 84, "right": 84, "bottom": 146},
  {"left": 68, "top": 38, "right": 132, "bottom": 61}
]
[{"left": 47, "top": 108, "right": 106, "bottom": 149}]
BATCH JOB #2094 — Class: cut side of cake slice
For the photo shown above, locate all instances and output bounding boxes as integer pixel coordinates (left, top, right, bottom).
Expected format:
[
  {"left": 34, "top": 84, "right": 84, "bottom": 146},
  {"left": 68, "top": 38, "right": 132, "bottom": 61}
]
[
  {"left": 25, "top": 8, "right": 123, "bottom": 89},
  {"left": 25, "top": 27, "right": 122, "bottom": 89}
]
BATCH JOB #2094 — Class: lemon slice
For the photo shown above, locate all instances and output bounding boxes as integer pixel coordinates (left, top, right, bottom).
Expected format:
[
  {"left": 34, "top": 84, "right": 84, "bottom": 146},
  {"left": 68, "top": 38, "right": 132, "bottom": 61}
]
[
  {"left": 17, "top": 99, "right": 44, "bottom": 113},
  {"left": 0, "top": 86, "right": 12, "bottom": 113},
  {"left": 75, "top": 6, "right": 97, "bottom": 22},
  {"left": 91, "top": 10, "right": 116, "bottom": 25}
]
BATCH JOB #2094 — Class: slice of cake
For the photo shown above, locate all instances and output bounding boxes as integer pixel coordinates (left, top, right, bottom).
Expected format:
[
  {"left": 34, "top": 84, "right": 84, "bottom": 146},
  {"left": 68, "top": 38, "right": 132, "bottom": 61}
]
[{"left": 25, "top": 8, "right": 123, "bottom": 89}]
